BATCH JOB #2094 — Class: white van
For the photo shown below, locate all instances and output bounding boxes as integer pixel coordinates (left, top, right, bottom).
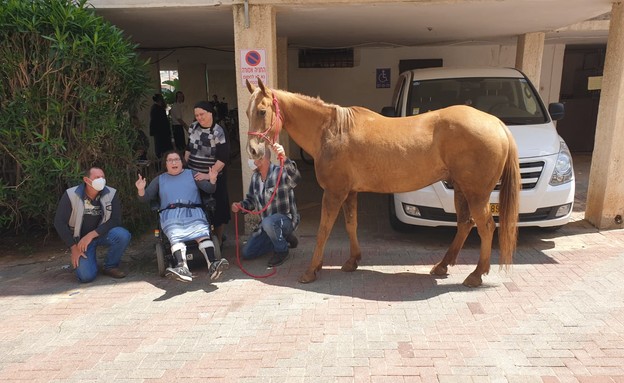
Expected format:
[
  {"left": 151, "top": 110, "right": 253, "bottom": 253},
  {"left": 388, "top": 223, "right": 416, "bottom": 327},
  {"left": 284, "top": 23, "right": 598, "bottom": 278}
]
[{"left": 382, "top": 67, "right": 575, "bottom": 230}]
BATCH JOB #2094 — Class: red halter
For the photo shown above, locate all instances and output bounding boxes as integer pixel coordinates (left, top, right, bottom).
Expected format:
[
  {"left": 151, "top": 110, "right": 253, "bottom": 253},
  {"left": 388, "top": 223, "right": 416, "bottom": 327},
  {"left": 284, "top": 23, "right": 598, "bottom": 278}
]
[{"left": 247, "top": 91, "right": 282, "bottom": 146}]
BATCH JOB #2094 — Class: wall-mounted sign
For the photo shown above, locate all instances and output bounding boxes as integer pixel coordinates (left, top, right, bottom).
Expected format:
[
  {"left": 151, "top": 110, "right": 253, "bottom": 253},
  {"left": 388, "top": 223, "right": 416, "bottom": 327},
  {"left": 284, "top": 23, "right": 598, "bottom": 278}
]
[
  {"left": 587, "top": 76, "right": 602, "bottom": 91},
  {"left": 376, "top": 68, "right": 391, "bottom": 89},
  {"left": 241, "top": 49, "right": 268, "bottom": 85}
]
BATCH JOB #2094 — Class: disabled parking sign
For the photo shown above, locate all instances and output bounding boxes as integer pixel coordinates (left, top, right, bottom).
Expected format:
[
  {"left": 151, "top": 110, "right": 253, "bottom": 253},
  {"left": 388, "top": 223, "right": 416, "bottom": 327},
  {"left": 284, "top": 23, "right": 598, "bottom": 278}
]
[
  {"left": 376, "top": 68, "right": 391, "bottom": 88},
  {"left": 241, "top": 49, "right": 268, "bottom": 85}
]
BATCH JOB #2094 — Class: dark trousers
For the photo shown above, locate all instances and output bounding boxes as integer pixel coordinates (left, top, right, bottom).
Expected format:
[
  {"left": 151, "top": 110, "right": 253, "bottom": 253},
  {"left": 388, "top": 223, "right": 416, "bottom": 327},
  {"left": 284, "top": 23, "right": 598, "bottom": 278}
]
[
  {"left": 153, "top": 135, "right": 173, "bottom": 171},
  {"left": 172, "top": 125, "right": 186, "bottom": 151}
]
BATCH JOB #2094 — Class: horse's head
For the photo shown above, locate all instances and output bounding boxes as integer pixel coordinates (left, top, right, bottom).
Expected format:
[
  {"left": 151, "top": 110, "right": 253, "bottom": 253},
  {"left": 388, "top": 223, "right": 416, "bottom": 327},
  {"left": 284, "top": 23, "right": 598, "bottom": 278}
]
[{"left": 245, "top": 78, "right": 281, "bottom": 160}]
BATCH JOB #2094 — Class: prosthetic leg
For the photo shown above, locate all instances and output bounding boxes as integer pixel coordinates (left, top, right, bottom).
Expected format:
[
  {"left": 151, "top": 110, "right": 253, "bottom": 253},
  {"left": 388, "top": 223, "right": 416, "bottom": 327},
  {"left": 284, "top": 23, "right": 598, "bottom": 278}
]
[
  {"left": 166, "top": 243, "right": 193, "bottom": 282},
  {"left": 199, "top": 239, "right": 229, "bottom": 281}
]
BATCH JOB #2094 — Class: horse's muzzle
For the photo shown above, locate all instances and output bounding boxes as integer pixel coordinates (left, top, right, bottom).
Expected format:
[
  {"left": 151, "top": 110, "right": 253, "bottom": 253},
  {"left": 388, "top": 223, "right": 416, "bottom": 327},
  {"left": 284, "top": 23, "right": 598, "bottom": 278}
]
[{"left": 246, "top": 138, "right": 265, "bottom": 160}]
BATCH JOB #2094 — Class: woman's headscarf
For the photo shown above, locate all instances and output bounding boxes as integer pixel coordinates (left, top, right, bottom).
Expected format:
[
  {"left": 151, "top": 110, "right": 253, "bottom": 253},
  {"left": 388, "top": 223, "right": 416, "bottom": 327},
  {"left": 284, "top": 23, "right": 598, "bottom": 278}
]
[{"left": 194, "top": 101, "right": 215, "bottom": 115}]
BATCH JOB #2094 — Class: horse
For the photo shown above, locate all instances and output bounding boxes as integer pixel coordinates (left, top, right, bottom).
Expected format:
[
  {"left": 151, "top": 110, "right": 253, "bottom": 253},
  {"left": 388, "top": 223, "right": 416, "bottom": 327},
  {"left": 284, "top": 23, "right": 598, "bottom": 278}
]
[{"left": 245, "top": 79, "right": 521, "bottom": 287}]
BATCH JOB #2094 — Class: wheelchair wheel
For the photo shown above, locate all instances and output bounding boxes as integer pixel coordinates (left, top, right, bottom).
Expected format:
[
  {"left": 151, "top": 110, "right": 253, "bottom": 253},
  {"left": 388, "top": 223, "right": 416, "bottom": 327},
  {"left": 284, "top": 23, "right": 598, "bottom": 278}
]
[
  {"left": 212, "top": 233, "right": 222, "bottom": 260},
  {"left": 155, "top": 242, "right": 167, "bottom": 277}
]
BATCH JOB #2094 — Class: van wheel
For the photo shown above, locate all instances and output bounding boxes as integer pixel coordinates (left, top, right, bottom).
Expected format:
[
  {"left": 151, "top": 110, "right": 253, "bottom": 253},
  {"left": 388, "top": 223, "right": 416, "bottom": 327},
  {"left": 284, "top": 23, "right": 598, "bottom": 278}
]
[
  {"left": 388, "top": 195, "right": 413, "bottom": 232},
  {"left": 155, "top": 243, "right": 167, "bottom": 277}
]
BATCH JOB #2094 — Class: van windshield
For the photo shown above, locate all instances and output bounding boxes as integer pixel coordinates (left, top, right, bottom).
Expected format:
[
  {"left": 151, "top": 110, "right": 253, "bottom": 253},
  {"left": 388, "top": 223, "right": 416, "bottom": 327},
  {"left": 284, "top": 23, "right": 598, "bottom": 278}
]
[{"left": 408, "top": 77, "right": 548, "bottom": 125}]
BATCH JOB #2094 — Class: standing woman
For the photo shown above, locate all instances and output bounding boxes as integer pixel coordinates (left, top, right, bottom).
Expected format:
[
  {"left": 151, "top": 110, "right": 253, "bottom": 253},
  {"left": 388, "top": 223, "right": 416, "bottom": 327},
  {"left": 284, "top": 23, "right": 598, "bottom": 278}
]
[
  {"left": 185, "top": 101, "right": 231, "bottom": 247},
  {"left": 149, "top": 93, "right": 172, "bottom": 170}
]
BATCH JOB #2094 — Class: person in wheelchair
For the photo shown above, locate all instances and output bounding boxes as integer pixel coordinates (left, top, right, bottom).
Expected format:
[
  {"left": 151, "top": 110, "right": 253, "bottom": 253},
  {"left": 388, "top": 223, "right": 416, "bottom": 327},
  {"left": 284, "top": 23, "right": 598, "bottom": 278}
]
[{"left": 135, "top": 151, "right": 229, "bottom": 282}]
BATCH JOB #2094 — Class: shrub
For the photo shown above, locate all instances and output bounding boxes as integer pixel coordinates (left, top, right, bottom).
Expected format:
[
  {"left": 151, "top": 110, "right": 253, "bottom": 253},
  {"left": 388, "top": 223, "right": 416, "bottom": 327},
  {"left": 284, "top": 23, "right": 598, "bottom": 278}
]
[{"left": 0, "top": 0, "right": 152, "bottom": 234}]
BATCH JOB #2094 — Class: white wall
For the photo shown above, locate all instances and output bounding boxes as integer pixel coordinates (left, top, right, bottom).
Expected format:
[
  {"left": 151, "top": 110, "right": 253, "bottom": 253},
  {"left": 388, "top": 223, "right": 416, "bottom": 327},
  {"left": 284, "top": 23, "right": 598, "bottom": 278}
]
[
  {"left": 142, "top": 43, "right": 565, "bottom": 118},
  {"left": 141, "top": 48, "right": 239, "bottom": 121},
  {"left": 207, "top": 69, "right": 238, "bottom": 112},
  {"left": 287, "top": 44, "right": 565, "bottom": 113}
]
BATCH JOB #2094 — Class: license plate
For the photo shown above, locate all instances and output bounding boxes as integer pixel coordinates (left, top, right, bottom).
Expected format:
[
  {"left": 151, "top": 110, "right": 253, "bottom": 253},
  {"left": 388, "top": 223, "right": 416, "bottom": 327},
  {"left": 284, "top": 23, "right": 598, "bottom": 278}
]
[{"left": 490, "top": 203, "right": 499, "bottom": 216}]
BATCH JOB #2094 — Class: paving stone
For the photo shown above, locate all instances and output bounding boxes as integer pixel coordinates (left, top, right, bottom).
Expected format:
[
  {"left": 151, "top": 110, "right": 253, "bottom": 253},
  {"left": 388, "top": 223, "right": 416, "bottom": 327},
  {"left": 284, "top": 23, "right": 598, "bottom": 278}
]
[{"left": 2, "top": 155, "right": 624, "bottom": 382}]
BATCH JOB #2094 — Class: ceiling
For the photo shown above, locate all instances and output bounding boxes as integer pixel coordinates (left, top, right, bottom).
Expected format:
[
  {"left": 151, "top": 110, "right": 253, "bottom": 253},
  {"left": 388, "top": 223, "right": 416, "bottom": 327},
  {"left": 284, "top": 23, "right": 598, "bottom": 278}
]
[{"left": 93, "top": 1, "right": 612, "bottom": 53}]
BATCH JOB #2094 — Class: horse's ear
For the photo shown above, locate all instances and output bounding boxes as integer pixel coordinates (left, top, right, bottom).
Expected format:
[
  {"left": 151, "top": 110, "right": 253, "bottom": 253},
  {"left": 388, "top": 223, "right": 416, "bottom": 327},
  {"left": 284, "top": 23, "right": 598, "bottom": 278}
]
[
  {"left": 246, "top": 79, "right": 256, "bottom": 94},
  {"left": 257, "top": 78, "right": 269, "bottom": 96}
]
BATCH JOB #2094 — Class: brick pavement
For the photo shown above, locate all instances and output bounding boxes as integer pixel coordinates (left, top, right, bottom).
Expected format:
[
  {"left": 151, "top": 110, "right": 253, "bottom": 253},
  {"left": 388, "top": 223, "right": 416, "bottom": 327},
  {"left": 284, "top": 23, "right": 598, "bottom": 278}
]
[{"left": 1, "top": 154, "right": 624, "bottom": 383}]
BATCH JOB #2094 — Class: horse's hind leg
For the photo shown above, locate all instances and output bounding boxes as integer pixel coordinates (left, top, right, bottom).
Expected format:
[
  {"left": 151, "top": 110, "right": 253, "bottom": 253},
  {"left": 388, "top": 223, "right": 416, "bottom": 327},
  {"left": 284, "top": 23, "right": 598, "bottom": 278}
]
[
  {"left": 463, "top": 197, "right": 496, "bottom": 288},
  {"left": 431, "top": 188, "right": 473, "bottom": 276},
  {"left": 299, "top": 190, "right": 347, "bottom": 284},
  {"left": 341, "top": 191, "right": 361, "bottom": 272}
]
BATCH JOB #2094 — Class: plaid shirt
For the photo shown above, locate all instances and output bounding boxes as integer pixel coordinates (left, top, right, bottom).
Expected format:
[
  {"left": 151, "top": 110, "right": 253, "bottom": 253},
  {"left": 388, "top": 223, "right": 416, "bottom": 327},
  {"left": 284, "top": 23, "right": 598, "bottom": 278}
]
[{"left": 241, "top": 158, "right": 301, "bottom": 229}]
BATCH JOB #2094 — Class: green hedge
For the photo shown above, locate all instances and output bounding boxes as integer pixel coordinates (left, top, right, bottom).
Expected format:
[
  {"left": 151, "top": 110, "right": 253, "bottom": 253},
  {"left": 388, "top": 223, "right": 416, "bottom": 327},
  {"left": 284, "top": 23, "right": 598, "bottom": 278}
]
[{"left": 0, "top": 0, "right": 152, "bottom": 234}]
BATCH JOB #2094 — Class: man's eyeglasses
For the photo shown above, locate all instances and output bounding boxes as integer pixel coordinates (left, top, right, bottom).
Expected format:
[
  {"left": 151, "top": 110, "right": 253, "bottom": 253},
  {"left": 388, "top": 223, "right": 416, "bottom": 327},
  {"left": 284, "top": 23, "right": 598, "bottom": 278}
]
[{"left": 166, "top": 159, "right": 181, "bottom": 163}]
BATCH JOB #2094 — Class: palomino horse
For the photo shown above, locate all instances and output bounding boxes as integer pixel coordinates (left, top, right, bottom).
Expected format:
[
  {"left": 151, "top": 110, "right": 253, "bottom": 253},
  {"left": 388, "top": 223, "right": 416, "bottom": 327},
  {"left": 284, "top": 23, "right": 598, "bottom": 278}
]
[{"left": 245, "top": 79, "right": 520, "bottom": 287}]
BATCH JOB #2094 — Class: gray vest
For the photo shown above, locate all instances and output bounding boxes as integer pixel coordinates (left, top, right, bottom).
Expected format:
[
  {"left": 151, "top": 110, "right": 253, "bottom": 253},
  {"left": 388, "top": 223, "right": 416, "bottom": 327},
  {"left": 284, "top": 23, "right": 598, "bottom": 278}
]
[{"left": 66, "top": 186, "right": 116, "bottom": 239}]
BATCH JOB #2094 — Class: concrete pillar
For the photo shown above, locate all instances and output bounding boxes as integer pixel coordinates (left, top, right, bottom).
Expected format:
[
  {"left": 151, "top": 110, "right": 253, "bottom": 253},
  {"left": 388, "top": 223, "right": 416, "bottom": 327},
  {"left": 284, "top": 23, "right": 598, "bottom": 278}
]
[
  {"left": 585, "top": 2, "right": 624, "bottom": 230},
  {"left": 233, "top": 3, "right": 278, "bottom": 232},
  {"left": 515, "top": 32, "right": 545, "bottom": 90},
  {"left": 541, "top": 44, "right": 565, "bottom": 105}
]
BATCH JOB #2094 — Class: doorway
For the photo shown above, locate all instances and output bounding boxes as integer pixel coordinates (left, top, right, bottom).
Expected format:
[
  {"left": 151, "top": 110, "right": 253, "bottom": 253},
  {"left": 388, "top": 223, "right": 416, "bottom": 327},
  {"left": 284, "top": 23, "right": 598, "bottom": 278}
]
[{"left": 557, "top": 45, "right": 605, "bottom": 153}]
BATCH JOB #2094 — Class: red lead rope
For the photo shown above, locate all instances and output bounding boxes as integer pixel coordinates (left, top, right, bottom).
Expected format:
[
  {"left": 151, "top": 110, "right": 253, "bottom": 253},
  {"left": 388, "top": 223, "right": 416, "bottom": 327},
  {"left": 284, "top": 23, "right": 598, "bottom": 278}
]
[
  {"left": 234, "top": 157, "right": 284, "bottom": 278},
  {"left": 235, "top": 91, "right": 285, "bottom": 278}
]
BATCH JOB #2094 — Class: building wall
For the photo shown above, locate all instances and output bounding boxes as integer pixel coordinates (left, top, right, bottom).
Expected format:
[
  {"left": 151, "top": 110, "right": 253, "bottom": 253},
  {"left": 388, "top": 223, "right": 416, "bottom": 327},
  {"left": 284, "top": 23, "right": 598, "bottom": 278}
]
[
  {"left": 140, "top": 43, "right": 565, "bottom": 117},
  {"left": 136, "top": 42, "right": 566, "bottom": 163},
  {"left": 288, "top": 44, "right": 565, "bottom": 113}
]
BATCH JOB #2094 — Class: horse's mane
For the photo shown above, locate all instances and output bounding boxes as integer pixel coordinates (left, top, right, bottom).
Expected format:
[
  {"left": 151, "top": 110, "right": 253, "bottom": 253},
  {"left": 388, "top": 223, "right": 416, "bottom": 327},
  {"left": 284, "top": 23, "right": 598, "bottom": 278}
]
[{"left": 280, "top": 90, "right": 355, "bottom": 135}]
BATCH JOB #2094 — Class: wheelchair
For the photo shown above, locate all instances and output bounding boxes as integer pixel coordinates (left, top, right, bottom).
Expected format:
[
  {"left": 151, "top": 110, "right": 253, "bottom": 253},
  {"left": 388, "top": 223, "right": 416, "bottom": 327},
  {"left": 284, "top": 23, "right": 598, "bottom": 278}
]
[{"left": 152, "top": 194, "right": 222, "bottom": 277}]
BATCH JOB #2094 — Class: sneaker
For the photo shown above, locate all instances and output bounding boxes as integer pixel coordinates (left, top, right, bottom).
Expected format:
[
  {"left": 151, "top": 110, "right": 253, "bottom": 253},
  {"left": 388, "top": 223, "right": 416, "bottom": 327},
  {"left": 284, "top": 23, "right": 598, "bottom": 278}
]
[
  {"left": 208, "top": 258, "right": 229, "bottom": 281},
  {"left": 165, "top": 266, "right": 192, "bottom": 282},
  {"left": 267, "top": 251, "right": 290, "bottom": 267},
  {"left": 286, "top": 233, "right": 298, "bottom": 249}
]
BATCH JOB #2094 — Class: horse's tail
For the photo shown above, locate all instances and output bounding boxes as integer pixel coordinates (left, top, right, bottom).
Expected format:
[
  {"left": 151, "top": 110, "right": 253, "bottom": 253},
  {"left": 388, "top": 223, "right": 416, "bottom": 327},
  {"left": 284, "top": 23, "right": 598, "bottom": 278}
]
[{"left": 498, "top": 125, "right": 521, "bottom": 269}]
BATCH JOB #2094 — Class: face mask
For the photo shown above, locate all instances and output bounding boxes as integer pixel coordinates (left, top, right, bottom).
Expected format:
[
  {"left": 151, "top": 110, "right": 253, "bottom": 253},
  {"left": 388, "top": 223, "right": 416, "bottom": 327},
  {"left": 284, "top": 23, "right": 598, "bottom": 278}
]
[
  {"left": 90, "top": 178, "right": 106, "bottom": 191},
  {"left": 247, "top": 159, "right": 257, "bottom": 171}
]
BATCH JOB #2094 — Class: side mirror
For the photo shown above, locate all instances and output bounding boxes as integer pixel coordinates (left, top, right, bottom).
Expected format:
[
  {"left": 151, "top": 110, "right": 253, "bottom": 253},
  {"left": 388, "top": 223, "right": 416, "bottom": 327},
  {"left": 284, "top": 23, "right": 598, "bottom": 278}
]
[
  {"left": 548, "top": 102, "right": 565, "bottom": 121},
  {"left": 381, "top": 106, "right": 397, "bottom": 117}
]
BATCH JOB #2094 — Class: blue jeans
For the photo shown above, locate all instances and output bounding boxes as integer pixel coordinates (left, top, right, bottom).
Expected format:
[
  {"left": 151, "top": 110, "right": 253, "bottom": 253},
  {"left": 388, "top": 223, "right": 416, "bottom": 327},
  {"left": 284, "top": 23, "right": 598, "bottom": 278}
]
[
  {"left": 243, "top": 214, "right": 293, "bottom": 259},
  {"left": 75, "top": 227, "right": 131, "bottom": 283}
]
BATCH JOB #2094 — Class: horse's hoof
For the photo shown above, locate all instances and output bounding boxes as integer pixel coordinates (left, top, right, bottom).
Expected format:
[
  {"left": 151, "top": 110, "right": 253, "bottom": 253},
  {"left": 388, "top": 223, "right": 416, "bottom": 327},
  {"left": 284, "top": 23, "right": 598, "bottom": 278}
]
[
  {"left": 299, "top": 270, "right": 317, "bottom": 284},
  {"left": 341, "top": 260, "right": 358, "bottom": 272},
  {"left": 462, "top": 274, "right": 482, "bottom": 288},
  {"left": 430, "top": 264, "right": 448, "bottom": 276}
]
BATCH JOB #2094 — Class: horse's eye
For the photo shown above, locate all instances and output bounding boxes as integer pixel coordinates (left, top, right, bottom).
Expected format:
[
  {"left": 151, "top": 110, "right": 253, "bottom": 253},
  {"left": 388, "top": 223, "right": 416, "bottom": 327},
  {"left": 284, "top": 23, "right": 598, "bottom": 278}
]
[{"left": 258, "top": 110, "right": 266, "bottom": 117}]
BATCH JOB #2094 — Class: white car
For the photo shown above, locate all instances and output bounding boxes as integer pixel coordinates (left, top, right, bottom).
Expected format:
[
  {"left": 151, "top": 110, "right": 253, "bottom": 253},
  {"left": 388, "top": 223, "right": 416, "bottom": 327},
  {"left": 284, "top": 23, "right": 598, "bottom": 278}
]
[{"left": 382, "top": 67, "right": 575, "bottom": 230}]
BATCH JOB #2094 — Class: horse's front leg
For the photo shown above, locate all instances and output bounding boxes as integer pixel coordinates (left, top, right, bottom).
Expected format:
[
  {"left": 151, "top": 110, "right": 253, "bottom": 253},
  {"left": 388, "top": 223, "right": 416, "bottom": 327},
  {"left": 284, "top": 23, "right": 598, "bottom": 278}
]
[
  {"left": 341, "top": 191, "right": 360, "bottom": 272},
  {"left": 299, "top": 190, "right": 346, "bottom": 283}
]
